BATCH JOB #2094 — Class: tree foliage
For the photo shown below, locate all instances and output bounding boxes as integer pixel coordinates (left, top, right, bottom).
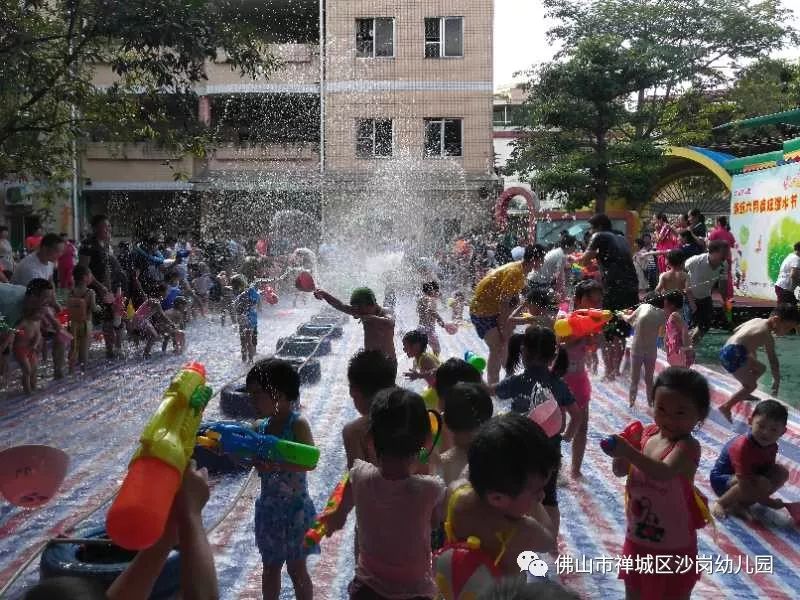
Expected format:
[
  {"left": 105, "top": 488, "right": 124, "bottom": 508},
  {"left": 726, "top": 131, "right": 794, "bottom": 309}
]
[
  {"left": 509, "top": 0, "right": 796, "bottom": 212},
  {"left": 0, "top": 0, "right": 277, "bottom": 180}
]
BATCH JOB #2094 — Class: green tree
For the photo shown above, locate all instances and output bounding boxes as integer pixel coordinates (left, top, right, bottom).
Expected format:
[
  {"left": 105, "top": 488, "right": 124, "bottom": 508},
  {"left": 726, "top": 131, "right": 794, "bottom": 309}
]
[
  {"left": 510, "top": 0, "right": 796, "bottom": 212},
  {"left": 0, "top": 0, "right": 277, "bottom": 181}
]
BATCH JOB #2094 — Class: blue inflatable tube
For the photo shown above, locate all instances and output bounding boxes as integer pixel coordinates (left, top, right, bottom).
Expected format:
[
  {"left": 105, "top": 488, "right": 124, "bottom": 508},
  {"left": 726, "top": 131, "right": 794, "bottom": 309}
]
[{"left": 39, "top": 526, "right": 180, "bottom": 599}]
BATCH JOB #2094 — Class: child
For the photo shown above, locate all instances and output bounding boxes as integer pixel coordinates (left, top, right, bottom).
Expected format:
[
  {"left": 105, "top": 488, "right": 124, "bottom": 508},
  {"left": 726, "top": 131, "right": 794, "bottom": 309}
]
[
  {"left": 314, "top": 287, "right": 396, "bottom": 362},
  {"left": 655, "top": 250, "right": 687, "bottom": 293},
  {"left": 450, "top": 291, "right": 466, "bottom": 323},
  {"left": 417, "top": 280, "right": 446, "bottom": 355},
  {"left": 342, "top": 349, "right": 398, "bottom": 470},
  {"left": 191, "top": 263, "right": 212, "bottom": 316},
  {"left": 606, "top": 367, "right": 710, "bottom": 600},
  {"left": 329, "top": 387, "right": 446, "bottom": 599},
  {"left": 67, "top": 265, "right": 96, "bottom": 373},
  {"left": 14, "top": 293, "right": 44, "bottom": 394},
  {"left": 441, "top": 413, "right": 560, "bottom": 576},
  {"left": 438, "top": 382, "right": 493, "bottom": 486},
  {"left": 232, "top": 274, "right": 260, "bottom": 363},
  {"left": 622, "top": 294, "right": 666, "bottom": 408},
  {"left": 402, "top": 329, "right": 441, "bottom": 410},
  {"left": 718, "top": 304, "right": 800, "bottom": 423},
  {"left": 663, "top": 290, "right": 693, "bottom": 369},
  {"left": 560, "top": 279, "right": 602, "bottom": 477},
  {"left": 496, "top": 326, "right": 582, "bottom": 535},
  {"left": 711, "top": 399, "right": 790, "bottom": 520},
  {"left": 246, "top": 358, "right": 317, "bottom": 600}
]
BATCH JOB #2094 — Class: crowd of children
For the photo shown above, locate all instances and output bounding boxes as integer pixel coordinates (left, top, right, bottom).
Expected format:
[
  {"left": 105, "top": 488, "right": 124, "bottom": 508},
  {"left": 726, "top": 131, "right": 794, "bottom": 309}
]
[{"left": 14, "top": 215, "right": 799, "bottom": 600}]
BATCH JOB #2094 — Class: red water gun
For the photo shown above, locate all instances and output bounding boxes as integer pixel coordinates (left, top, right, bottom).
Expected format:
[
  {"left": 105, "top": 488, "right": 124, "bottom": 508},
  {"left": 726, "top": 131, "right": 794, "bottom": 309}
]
[
  {"left": 304, "top": 473, "right": 349, "bottom": 548},
  {"left": 553, "top": 308, "right": 613, "bottom": 338},
  {"left": 600, "top": 421, "right": 644, "bottom": 455}
]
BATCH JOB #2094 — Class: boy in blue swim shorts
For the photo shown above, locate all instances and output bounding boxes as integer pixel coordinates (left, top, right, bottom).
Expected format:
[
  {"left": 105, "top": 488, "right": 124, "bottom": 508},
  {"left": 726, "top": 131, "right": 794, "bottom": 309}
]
[
  {"left": 711, "top": 399, "right": 789, "bottom": 520},
  {"left": 717, "top": 304, "right": 800, "bottom": 423}
]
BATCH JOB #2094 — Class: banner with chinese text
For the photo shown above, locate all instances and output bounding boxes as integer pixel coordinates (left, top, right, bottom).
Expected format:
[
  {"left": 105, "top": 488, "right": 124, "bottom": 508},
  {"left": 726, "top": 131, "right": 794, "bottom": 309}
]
[{"left": 730, "top": 162, "right": 800, "bottom": 299}]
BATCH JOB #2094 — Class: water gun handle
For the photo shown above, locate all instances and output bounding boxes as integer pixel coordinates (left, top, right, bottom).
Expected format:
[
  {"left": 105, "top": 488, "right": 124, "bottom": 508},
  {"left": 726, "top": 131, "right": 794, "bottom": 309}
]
[
  {"left": 304, "top": 474, "right": 349, "bottom": 548},
  {"left": 599, "top": 421, "right": 644, "bottom": 456},
  {"left": 600, "top": 435, "right": 618, "bottom": 455}
]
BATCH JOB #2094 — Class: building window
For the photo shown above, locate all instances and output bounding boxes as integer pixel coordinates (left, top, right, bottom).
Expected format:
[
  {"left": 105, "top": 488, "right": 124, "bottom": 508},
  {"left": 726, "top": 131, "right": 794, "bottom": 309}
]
[
  {"left": 357, "top": 119, "right": 393, "bottom": 157},
  {"left": 424, "top": 17, "right": 463, "bottom": 58},
  {"left": 424, "top": 118, "right": 462, "bottom": 157},
  {"left": 356, "top": 18, "right": 394, "bottom": 58}
]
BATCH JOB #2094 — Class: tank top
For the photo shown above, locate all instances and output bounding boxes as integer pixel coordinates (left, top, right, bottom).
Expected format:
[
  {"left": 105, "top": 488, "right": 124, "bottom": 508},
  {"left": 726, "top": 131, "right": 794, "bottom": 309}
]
[{"left": 625, "top": 425, "right": 700, "bottom": 550}]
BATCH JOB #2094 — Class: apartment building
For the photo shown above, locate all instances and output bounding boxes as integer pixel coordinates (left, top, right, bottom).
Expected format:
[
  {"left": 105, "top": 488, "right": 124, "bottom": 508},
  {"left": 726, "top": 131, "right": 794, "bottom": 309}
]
[{"left": 4, "top": 1, "right": 495, "bottom": 249}]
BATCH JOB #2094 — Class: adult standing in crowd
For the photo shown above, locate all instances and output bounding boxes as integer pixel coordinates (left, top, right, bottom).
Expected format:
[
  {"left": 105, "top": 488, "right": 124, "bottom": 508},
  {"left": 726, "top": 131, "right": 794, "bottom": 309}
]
[
  {"left": 580, "top": 214, "right": 639, "bottom": 379},
  {"left": 774, "top": 242, "right": 800, "bottom": 305},
  {"left": 688, "top": 208, "right": 707, "bottom": 243},
  {"left": 685, "top": 240, "right": 730, "bottom": 345},
  {"left": 0, "top": 225, "right": 14, "bottom": 281},
  {"left": 79, "top": 214, "right": 124, "bottom": 359},
  {"left": 652, "top": 212, "right": 678, "bottom": 273},
  {"left": 528, "top": 233, "right": 577, "bottom": 303},
  {"left": 469, "top": 244, "right": 545, "bottom": 384},
  {"left": 24, "top": 224, "right": 43, "bottom": 253},
  {"left": 708, "top": 215, "right": 736, "bottom": 299},
  {"left": 57, "top": 234, "right": 77, "bottom": 289},
  {"left": 11, "top": 233, "right": 64, "bottom": 287}
]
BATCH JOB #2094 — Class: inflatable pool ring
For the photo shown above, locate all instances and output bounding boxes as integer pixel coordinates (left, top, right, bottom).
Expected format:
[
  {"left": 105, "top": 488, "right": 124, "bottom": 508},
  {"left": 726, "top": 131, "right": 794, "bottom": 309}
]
[
  {"left": 296, "top": 323, "right": 344, "bottom": 339},
  {"left": 39, "top": 526, "right": 180, "bottom": 598},
  {"left": 309, "top": 314, "right": 346, "bottom": 327},
  {"left": 220, "top": 383, "right": 256, "bottom": 419},
  {"left": 276, "top": 335, "right": 332, "bottom": 357},
  {"left": 278, "top": 356, "right": 323, "bottom": 384},
  {"left": 193, "top": 421, "right": 253, "bottom": 474}
]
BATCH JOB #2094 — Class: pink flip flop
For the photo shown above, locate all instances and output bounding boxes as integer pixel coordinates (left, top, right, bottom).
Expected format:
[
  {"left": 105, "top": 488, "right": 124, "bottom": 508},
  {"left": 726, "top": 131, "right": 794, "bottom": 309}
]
[{"left": 0, "top": 445, "right": 69, "bottom": 508}]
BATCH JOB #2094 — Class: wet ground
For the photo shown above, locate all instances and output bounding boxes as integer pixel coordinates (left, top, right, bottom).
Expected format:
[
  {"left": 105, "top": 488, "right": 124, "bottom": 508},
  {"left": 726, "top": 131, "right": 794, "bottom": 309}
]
[{"left": 1, "top": 299, "right": 799, "bottom": 599}]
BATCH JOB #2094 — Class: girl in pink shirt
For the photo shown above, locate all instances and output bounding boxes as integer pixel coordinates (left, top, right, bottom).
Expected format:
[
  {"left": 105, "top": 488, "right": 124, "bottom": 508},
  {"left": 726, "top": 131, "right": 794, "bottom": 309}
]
[
  {"left": 334, "top": 387, "right": 445, "bottom": 600},
  {"left": 606, "top": 367, "right": 711, "bottom": 600}
]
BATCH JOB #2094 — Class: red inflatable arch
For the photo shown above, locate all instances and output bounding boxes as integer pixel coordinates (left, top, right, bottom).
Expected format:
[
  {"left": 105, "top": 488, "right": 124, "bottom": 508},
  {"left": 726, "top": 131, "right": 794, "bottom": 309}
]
[{"left": 494, "top": 186, "right": 539, "bottom": 242}]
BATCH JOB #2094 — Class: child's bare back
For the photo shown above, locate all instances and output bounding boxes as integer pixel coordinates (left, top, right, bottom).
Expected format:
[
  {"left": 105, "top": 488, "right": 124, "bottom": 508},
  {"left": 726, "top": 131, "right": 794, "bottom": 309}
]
[
  {"left": 342, "top": 415, "right": 377, "bottom": 469},
  {"left": 726, "top": 318, "right": 773, "bottom": 355},
  {"left": 657, "top": 268, "right": 687, "bottom": 293},
  {"left": 360, "top": 309, "right": 396, "bottom": 359}
]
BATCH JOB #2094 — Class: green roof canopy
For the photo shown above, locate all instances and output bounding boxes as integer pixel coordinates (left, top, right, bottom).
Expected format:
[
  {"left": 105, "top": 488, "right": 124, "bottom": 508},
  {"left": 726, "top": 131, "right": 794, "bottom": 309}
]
[{"left": 714, "top": 108, "right": 800, "bottom": 131}]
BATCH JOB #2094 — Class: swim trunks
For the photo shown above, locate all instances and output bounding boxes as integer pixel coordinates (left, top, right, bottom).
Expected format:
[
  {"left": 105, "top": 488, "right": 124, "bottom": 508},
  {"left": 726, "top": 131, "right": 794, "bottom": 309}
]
[
  {"left": 469, "top": 313, "right": 498, "bottom": 339},
  {"left": 719, "top": 344, "right": 748, "bottom": 373}
]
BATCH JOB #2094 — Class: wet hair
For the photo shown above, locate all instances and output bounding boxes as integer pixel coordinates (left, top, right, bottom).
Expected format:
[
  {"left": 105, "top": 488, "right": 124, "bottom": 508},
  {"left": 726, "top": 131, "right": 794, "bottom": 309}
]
[
  {"left": 90, "top": 214, "right": 109, "bottom": 229},
  {"left": 662, "top": 290, "right": 684, "bottom": 310},
  {"left": 369, "top": 387, "right": 429, "bottom": 459},
  {"left": 573, "top": 279, "right": 602, "bottom": 303},
  {"left": 478, "top": 577, "right": 581, "bottom": 600},
  {"left": 347, "top": 349, "right": 398, "bottom": 399},
  {"left": 40, "top": 233, "right": 63, "bottom": 249},
  {"left": 505, "top": 325, "right": 568, "bottom": 377},
  {"left": 707, "top": 239, "right": 729, "bottom": 255},
  {"left": 717, "top": 215, "right": 729, "bottom": 230},
  {"left": 525, "top": 285, "right": 558, "bottom": 312},
  {"left": 523, "top": 244, "right": 546, "bottom": 263},
  {"left": 166, "top": 270, "right": 180, "bottom": 283},
  {"left": 230, "top": 274, "right": 247, "bottom": 291},
  {"left": 444, "top": 382, "right": 493, "bottom": 433},
  {"left": 24, "top": 278, "right": 53, "bottom": 298},
  {"left": 246, "top": 357, "right": 300, "bottom": 402},
  {"left": 635, "top": 237, "right": 647, "bottom": 249},
  {"left": 403, "top": 329, "right": 428, "bottom": 352},
  {"left": 422, "top": 280, "right": 440, "bottom": 296},
  {"left": 72, "top": 264, "right": 89, "bottom": 282},
  {"left": 559, "top": 234, "right": 577, "bottom": 250},
  {"left": 469, "top": 413, "right": 560, "bottom": 498},
  {"left": 435, "top": 357, "right": 482, "bottom": 398},
  {"left": 652, "top": 367, "right": 710, "bottom": 421},
  {"left": 752, "top": 399, "right": 789, "bottom": 426},
  {"left": 350, "top": 287, "right": 377, "bottom": 307},
  {"left": 23, "top": 576, "right": 106, "bottom": 600},
  {"left": 666, "top": 249, "right": 685, "bottom": 267},
  {"left": 656, "top": 212, "right": 669, "bottom": 223},
  {"left": 772, "top": 303, "right": 800, "bottom": 324},
  {"left": 688, "top": 208, "right": 704, "bottom": 222},
  {"left": 589, "top": 213, "right": 612, "bottom": 231}
]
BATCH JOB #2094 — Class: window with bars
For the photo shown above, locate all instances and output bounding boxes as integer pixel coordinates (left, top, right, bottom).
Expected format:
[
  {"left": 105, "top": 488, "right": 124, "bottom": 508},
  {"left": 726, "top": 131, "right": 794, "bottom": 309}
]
[
  {"left": 424, "top": 17, "right": 463, "bottom": 58},
  {"left": 424, "top": 118, "right": 462, "bottom": 157},
  {"left": 356, "top": 119, "right": 393, "bottom": 157},
  {"left": 356, "top": 18, "right": 394, "bottom": 58}
]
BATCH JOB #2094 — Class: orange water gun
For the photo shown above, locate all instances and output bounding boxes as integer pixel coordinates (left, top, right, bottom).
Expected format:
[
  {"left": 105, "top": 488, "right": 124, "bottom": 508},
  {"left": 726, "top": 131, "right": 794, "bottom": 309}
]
[
  {"left": 304, "top": 473, "right": 349, "bottom": 548},
  {"left": 553, "top": 308, "right": 613, "bottom": 338},
  {"left": 106, "top": 362, "right": 212, "bottom": 550}
]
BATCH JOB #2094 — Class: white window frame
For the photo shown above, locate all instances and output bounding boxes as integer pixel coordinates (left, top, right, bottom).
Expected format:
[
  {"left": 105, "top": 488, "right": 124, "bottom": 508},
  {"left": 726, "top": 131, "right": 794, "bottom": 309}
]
[
  {"left": 424, "top": 17, "right": 464, "bottom": 58},
  {"left": 423, "top": 118, "right": 463, "bottom": 158},
  {"left": 356, "top": 17, "right": 395, "bottom": 59},
  {"left": 356, "top": 118, "right": 393, "bottom": 158}
]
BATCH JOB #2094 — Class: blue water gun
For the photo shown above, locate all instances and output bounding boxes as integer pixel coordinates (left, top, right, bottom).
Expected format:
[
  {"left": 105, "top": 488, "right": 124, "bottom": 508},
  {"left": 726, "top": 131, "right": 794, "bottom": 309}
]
[{"left": 196, "top": 422, "right": 319, "bottom": 469}]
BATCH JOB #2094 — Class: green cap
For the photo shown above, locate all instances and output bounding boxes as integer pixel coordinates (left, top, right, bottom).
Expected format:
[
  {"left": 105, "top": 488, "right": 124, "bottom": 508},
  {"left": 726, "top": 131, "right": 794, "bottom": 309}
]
[{"left": 350, "top": 287, "right": 377, "bottom": 307}]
